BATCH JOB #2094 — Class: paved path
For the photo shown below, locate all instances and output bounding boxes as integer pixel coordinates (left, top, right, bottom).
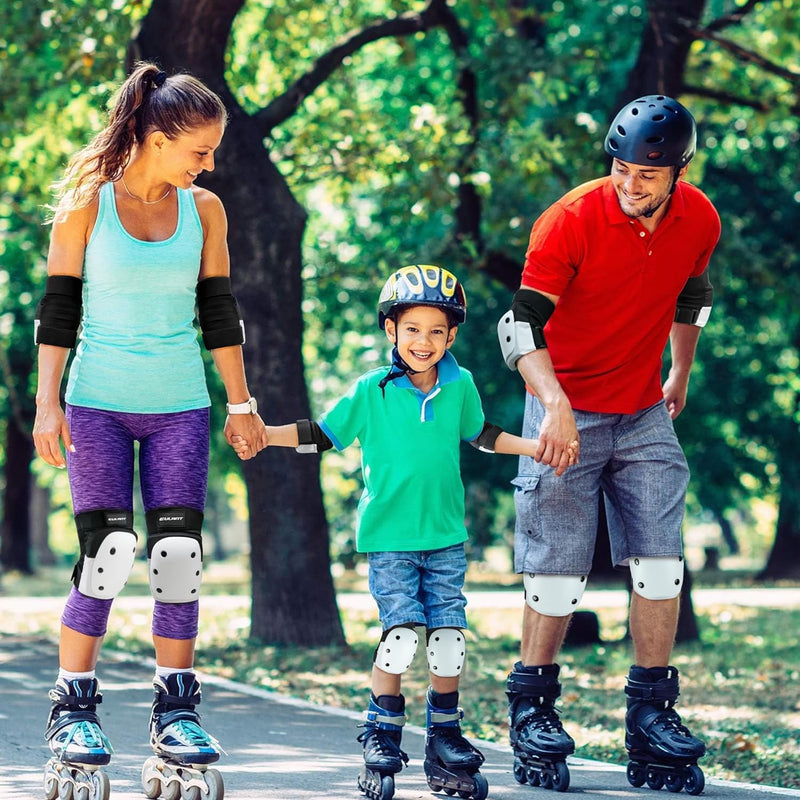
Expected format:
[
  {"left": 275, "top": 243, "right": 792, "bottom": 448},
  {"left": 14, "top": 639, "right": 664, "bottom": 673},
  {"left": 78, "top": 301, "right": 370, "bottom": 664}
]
[{"left": 1, "top": 635, "right": 798, "bottom": 800}]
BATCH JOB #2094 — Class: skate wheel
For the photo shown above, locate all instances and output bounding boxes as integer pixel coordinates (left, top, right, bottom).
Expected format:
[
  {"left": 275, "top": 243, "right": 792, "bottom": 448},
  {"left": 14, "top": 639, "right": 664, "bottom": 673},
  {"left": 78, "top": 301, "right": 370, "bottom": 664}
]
[
  {"left": 204, "top": 768, "right": 224, "bottom": 800},
  {"left": 525, "top": 765, "right": 541, "bottom": 786},
  {"left": 444, "top": 789, "right": 456, "bottom": 797},
  {"left": 44, "top": 771, "right": 59, "bottom": 800},
  {"left": 513, "top": 759, "right": 527, "bottom": 784},
  {"left": 646, "top": 769, "right": 665, "bottom": 790},
  {"left": 73, "top": 782, "right": 91, "bottom": 800},
  {"left": 58, "top": 777, "right": 74, "bottom": 800},
  {"left": 627, "top": 761, "right": 647, "bottom": 788},
  {"left": 180, "top": 784, "right": 201, "bottom": 800},
  {"left": 162, "top": 780, "right": 181, "bottom": 800},
  {"left": 684, "top": 765, "right": 705, "bottom": 795},
  {"left": 471, "top": 772, "right": 489, "bottom": 800},
  {"left": 665, "top": 772, "right": 684, "bottom": 793},
  {"left": 90, "top": 771, "right": 110, "bottom": 800},
  {"left": 541, "top": 771, "right": 554, "bottom": 790},
  {"left": 378, "top": 774, "right": 394, "bottom": 800},
  {"left": 552, "top": 761, "right": 570, "bottom": 793}
]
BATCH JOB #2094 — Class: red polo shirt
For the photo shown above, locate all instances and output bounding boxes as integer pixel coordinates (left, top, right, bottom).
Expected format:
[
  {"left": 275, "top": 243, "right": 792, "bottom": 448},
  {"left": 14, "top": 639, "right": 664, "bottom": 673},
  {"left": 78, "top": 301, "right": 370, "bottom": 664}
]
[{"left": 521, "top": 176, "right": 721, "bottom": 413}]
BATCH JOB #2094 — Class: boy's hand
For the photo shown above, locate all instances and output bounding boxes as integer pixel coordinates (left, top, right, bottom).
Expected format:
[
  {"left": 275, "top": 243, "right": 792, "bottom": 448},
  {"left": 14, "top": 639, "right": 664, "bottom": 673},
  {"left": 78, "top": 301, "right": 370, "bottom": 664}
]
[{"left": 225, "top": 415, "right": 268, "bottom": 460}]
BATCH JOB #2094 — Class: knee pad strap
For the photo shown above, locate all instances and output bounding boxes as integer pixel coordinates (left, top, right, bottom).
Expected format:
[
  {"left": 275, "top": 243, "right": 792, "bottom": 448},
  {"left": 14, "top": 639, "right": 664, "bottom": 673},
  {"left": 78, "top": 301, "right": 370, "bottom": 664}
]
[
  {"left": 73, "top": 510, "right": 138, "bottom": 600},
  {"left": 146, "top": 507, "right": 204, "bottom": 603},
  {"left": 426, "top": 628, "right": 466, "bottom": 677},
  {"left": 524, "top": 573, "right": 587, "bottom": 617},
  {"left": 374, "top": 624, "right": 418, "bottom": 675},
  {"left": 630, "top": 556, "right": 684, "bottom": 600}
]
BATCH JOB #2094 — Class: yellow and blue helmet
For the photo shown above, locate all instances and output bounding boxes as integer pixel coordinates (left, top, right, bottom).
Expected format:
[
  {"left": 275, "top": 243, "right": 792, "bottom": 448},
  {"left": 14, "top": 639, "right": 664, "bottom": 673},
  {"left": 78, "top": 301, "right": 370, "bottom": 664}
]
[{"left": 377, "top": 264, "right": 467, "bottom": 330}]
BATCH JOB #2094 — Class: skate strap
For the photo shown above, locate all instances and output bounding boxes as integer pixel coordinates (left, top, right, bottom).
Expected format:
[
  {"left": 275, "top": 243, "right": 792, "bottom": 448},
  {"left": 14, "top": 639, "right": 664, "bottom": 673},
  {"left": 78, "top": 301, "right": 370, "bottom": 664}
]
[
  {"left": 507, "top": 671, "right": 561, "bottom": 702},
  {"left": 429, "top": 709, "right": 463, "bottom": 725},
  {"left": 157, "top": 691, "right": 202, "bottom": 707},
  {"left": 625, "top": 680, "right": 679, "bottom": 704},
  {"left": 49, "top": 689, "right": 103, "bottom": 708},
  {"left": 46, "top": 710, "right": 102, "bottom": 738},
  {"left": 361, "top": 708, "right": 406, "bottom": 728}
]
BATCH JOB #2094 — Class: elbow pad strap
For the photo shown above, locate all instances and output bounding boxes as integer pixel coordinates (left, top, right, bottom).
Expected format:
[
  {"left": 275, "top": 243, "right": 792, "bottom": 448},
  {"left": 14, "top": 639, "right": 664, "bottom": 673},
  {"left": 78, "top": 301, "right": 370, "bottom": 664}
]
[
  {"left": 296, "top": 419, "right": 334, "bottom": 454},
  {"left": 675, "top": 272, "right": 713, "bottom": 328},
  {"left": 470, "top": 422, "right": 504, "bottom": 453},
  {"left": 197, "top": 277, "right": 245, "bottom": 349},
  {"left": 35, "top": 275, "right": 83, "bottom": 348}
]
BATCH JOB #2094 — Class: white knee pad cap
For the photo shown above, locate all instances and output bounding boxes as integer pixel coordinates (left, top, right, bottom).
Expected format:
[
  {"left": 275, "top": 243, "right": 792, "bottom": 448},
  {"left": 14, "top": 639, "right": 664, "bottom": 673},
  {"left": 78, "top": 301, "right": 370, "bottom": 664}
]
[
  {"left": 426, "top": 628, "right": 466, "bottom": 677},
  {"left": 77, "top": 529, "right": 138, "bottom": 600},
  {"left": 630, "top": 556, "right": 684, "bottom": 600},
  {"left": 374, "top": 626, "right": 419, "bottom": 674},
  {"left": 524, "top": 573, "right": 587, "bottom": 617},
  {"left": 149, "top": 535, "right": 203, "bottom": 603}
]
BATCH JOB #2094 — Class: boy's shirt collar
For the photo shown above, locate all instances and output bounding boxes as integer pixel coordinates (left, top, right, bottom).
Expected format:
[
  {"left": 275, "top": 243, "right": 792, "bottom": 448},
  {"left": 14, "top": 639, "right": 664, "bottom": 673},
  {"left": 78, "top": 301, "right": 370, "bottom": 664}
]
[{"left": 393, "top": 350, "right": 460, "bottom": 391}]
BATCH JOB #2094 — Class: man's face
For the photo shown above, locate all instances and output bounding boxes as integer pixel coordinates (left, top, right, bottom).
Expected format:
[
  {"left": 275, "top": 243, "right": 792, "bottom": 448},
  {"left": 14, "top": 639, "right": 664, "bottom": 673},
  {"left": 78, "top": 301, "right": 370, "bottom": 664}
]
[{"left": 610, "top": 158, "right": 684, "bottom": 219}]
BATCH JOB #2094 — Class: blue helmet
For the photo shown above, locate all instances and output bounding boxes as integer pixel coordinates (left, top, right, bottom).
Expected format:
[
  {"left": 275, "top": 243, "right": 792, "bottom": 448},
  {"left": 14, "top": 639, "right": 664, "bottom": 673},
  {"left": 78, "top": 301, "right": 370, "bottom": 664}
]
[
  {"left": 604, "top": 95, "right": 696, "bottom": 168},
  {"left": 377, "top": 264, "right": 467, "bottom": 330}
]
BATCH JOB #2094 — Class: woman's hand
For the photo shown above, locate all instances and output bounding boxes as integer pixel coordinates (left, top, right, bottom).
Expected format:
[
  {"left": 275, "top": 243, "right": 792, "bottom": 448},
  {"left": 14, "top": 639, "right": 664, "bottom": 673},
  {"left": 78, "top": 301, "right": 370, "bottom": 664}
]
[{"left": 33, "top": 401, "right": 74, "bottom": 468}]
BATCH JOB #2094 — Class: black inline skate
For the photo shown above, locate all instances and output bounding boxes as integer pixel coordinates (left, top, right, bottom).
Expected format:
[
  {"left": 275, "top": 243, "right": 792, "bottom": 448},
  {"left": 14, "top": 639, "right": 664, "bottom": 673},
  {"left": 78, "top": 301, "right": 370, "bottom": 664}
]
[
  {"left": 44, "top": 676, "right": 112, "bottom": 800},
  {"left": 141, "top": 672, "right": 224, "bottom": 800},
  {"left": 507, "top": 662, "right": 574, "bottom": 792},
  {"left": 357, "top": 693, "right": 409, "bottom": 800},
  {"left": 423, "top": 687, "right": 488, "bottom": 800},
  {"left": 624, "top": 665, "right": 706, "bottom": 795}
]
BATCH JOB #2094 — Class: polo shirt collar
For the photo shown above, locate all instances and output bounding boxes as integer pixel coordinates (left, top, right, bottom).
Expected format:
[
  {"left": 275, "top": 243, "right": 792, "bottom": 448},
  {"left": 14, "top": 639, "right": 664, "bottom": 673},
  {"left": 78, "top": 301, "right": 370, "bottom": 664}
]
[{"left": 394, "top": 350, "right": 460, "bottom": 390}]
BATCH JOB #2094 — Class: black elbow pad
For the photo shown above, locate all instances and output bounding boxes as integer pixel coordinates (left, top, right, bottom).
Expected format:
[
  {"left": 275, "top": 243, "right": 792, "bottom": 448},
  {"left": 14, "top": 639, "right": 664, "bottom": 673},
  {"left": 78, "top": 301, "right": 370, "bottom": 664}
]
[
  {"left": 35, "top": 275, "right": 83, "bottom": 348},
  {"left": 675, "top": 271, "right": 713, "bottom": 327},
  {"left": 296, "top": 419, "right": 333, "bottom": 454},
  {"left": 197, "top": 277, "right": 245, "bottom": 349},
  {"left": 469, "top": 422, "right": 504, "bottom": 453}
]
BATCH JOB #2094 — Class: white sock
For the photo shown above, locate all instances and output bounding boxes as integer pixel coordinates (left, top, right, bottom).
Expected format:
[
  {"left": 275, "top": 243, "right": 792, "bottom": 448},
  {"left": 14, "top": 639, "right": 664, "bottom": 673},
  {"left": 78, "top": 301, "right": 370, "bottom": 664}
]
[
  {"left": 154, "top": 665, "right": 195, "bottom": 680},
  {"left": 58, "top": 667, "right": 95, "bottom": 682}
]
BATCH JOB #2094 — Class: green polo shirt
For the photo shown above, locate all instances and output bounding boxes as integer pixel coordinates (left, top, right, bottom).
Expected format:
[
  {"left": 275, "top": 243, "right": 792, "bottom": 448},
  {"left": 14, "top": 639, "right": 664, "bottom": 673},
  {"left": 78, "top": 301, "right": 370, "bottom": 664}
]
[{"left": 320, "top": 351, "right": 485, "bottom": 553}]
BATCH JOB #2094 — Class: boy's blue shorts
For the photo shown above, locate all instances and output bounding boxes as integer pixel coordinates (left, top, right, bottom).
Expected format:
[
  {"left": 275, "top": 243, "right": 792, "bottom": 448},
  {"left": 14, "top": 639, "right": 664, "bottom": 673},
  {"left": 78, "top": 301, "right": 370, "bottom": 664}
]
[{"left": 367, "top": 543, "right": 468, "bottom": 631}]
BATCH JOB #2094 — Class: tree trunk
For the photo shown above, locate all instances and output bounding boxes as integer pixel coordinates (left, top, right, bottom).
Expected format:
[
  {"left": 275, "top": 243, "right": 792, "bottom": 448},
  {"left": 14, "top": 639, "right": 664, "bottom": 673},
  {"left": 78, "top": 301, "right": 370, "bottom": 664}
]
[
  {"left": 130, "top": 0, "right": 344, "bottom": 645},
  {"left": 759, "top": 437, "right": 800, "bottom": 580},
  {"left": 0, "top": 417, "right": 34, "bottom": 573}
]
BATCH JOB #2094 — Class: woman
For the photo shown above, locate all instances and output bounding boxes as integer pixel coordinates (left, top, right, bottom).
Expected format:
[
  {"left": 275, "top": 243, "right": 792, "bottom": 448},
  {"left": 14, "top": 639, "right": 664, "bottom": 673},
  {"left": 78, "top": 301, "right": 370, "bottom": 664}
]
[{"left": 33, "top": 62, "right": 264, "bottom": 800}]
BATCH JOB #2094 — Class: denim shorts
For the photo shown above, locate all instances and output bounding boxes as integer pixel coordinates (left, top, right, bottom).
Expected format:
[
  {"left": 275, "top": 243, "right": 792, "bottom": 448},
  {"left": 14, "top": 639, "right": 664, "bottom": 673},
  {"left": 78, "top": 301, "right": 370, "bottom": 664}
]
[
  {"left": 513, "top": 394, "right": 689, "bottom": 575},
  {"left": 367, "top": 544, "right": 468, "bottom": 631}
]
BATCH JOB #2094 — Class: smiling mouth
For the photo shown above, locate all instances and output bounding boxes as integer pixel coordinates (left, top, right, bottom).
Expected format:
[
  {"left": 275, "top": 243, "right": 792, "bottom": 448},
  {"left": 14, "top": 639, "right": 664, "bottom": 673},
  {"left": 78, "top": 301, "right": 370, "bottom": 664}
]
[{"left": 410, "top": 351, "right": 433, "bottom": 361}]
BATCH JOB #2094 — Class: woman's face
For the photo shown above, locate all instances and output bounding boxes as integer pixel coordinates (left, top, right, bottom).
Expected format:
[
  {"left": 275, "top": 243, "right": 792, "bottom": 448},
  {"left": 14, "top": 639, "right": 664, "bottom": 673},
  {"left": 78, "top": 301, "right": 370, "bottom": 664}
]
[{"left": 155, "top": 120, "right": 225, "bottom": 188}]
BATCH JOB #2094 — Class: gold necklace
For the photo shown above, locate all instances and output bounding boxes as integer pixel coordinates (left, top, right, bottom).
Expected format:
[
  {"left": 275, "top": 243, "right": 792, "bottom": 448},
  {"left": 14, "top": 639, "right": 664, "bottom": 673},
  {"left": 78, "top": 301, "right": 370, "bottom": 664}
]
[{"left": 120, "top": 175, "right": 173, "bottom": 205}]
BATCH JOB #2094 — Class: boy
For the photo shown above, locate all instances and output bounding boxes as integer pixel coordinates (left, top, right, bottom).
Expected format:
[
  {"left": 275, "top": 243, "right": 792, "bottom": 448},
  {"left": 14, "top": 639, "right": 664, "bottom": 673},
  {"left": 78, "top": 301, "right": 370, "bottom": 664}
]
[{"left": 261, "top": 265, "right": 573, "bottom": 800}]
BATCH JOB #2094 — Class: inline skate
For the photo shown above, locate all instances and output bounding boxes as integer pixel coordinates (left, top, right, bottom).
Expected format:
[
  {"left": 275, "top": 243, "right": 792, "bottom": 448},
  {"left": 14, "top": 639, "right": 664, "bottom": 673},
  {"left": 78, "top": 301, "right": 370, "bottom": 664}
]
[
  {"left": 44, "top": 676, "right": 112, "bottom": 800},
  {"left": 357, "top": 693, "right": 409, "bottom": 800},
  {"left": 507, "top": 662, "right": 573, "bottom": 792},
  {"left": 423, "top": 688, "right": 488, "bottom": 800},
  {"left": 625, "top": 665, "right": 706, "bottom": 795},
  {"left": 141, "top": 672, "right": 224, "bottom": 800}
]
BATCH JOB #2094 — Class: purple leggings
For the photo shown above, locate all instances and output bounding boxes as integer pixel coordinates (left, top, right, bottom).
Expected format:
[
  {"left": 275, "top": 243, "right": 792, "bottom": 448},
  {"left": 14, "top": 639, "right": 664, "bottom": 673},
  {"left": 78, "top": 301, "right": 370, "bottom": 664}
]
[{"left": 62, "top": 405, "right": 210, "bottom": 640}]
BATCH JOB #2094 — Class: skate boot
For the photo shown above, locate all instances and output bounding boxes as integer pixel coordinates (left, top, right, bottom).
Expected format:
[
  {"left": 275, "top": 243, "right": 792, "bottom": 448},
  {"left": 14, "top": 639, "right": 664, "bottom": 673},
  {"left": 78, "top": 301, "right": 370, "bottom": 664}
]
[
  {"left": 423, "top": 687, "right": 488, "bottom": 800},
  {"left": 507, "top": 662, "right": 574, "bottom": 792},
  {"left": 356, "top": 693, "right": 409, "bottom": 800},
  {"left": 141, "top": 672, "right": 224, "bottom": 800},
  {"left": 44, "top": 676, "right": 112, "bottom": 800},
  {"left": 624, "top": 665, "right": 706, "bottom": 795}
]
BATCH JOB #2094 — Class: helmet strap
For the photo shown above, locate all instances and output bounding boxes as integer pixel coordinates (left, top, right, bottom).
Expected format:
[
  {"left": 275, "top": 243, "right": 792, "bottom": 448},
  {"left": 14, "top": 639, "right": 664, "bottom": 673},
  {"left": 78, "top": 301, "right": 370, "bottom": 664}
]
[{"left": 378, "top": 346, "right": 416, "bottom": 396}]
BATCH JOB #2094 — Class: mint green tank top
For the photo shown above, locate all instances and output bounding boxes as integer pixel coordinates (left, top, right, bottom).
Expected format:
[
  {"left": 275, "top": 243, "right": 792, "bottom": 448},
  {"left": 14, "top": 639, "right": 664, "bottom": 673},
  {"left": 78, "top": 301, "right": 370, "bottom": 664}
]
[{"left": 65, "top": 182, "right": 211, "bottom": 413}]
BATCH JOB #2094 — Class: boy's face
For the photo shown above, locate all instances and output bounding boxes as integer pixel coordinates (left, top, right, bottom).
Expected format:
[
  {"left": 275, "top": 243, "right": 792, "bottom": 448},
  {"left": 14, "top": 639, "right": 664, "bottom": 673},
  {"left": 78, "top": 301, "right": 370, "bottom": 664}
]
[{"left": 384, "top": 305, "right": 457, "bottom": 374}]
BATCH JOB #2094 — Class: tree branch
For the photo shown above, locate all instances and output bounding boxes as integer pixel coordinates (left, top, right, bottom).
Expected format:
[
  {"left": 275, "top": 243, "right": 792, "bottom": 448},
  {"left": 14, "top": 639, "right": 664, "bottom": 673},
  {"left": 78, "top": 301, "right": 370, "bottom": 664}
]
[
  {"left": 254, "top": 0, "right": 452, "bottom": 135},
  {"left": 703, "top": 0, "right": 763, "bottom": 33},
  {"left": 690, "top": 25, "right": 800, "bottom": 86}
]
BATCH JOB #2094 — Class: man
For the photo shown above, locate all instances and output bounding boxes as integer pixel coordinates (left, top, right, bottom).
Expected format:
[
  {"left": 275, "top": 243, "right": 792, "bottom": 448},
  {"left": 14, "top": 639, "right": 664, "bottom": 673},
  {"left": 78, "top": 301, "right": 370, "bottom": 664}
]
[{"left": 499, "top": 95, "right": 720, "bottom": 794}]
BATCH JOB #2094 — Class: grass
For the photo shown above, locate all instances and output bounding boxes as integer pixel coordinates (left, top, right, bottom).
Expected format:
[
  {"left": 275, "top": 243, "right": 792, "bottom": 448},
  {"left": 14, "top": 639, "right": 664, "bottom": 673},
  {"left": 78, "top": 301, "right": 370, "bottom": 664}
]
[{"left": 2, "top": 562, "right": 799, "bottom": 789}]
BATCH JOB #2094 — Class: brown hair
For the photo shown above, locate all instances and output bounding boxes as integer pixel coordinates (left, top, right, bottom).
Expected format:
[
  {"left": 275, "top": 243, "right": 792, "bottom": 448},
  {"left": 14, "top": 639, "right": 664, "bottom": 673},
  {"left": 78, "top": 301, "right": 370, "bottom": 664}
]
[{"left": 52, "top": 62, "right": 227, "bottom": 218}]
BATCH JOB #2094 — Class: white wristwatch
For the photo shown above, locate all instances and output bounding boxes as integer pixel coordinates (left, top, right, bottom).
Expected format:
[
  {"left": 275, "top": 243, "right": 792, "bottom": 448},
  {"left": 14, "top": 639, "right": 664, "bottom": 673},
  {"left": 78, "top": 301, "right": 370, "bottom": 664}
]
[{"left": 226, "top": 397, "right": 258, "bottom": 415}]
